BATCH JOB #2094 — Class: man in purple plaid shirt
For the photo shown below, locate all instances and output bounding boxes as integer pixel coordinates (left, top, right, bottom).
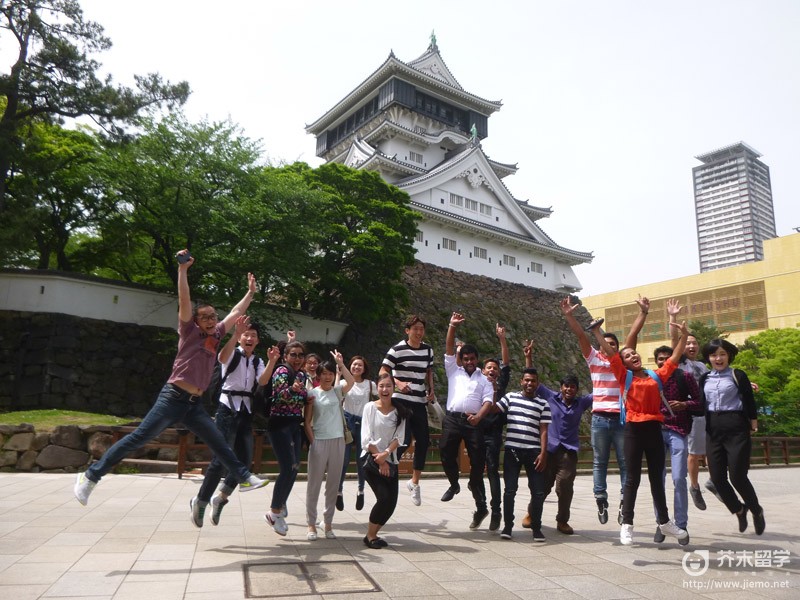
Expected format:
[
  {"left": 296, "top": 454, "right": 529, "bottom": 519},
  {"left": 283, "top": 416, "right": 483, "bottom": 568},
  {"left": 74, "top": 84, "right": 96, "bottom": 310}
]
[{"left": 651, "top": 345, "right": 702, "bottom": 544}]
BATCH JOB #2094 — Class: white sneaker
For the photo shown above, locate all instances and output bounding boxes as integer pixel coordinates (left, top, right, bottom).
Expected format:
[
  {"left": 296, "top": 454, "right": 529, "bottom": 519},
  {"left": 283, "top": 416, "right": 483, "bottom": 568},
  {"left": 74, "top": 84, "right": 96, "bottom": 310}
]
[
  {"left": 74, "top": 472, "right": 96, "bottom": 506},
  {"left": 407, "top": 479, "right": 421, "bottom": 506},
  {"left": 210, "top": 495, "right": 228, "bottom": 526},
  {"left": 620, "top": 523, "right": 634, "bottom": 545},
  {"left": 659, "top": 519, "right": 689, "bottom": 542},
  {"left": 279, "top": 504, "right": 288, "bottom": 518},
  {"left": 189, "top": 496, "right": 205, "bottom": 528},
  {"left": 240, "top": 474, "right": 269, "bottom": 492},
  {"left": 265, "top": 512, "right": 288, "bottom": 536}
]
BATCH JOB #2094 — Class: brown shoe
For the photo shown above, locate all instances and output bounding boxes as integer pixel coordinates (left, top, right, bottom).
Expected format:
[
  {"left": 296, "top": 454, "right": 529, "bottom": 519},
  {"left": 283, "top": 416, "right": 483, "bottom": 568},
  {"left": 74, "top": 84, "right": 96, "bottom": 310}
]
[
  {"left": 557, "top": 521, "right": 574, "bottom": 535},
  {"left": 521, "top": 513, "right": 531, "bottom": 529}
]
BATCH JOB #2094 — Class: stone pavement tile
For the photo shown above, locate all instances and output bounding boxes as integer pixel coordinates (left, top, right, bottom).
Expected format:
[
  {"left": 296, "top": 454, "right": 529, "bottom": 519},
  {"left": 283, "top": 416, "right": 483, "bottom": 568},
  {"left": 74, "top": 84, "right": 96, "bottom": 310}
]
[
  {"left": 0, "top": 561, "right": 73, "bottom": 585},
  {"left": 478, "top": 565, "right": 562, "bottom": 592},
  {"left": 183, "top": 592, "right": 260, "bottom": 600},
  {"left": 438, "top": 577, "right": 523, "bottom": 599},
  {"left": 298, "top": 548, "right": 359, "bottom": 563},
  {"left": 185, "top": 569, "right": 244, "bottom": 594},
  {"left": 4, "top": 525, "right": 63, "bottom": 542},
  {"left": 101, "top": 526, "right": 157, "bottom": 539},
  {"left": 41, "top": 570, "right": 124, "bottom": 597},
  {"left": 0, "top": 520, "right": 25, "bottom": 535},
  {"left": 579, "top": 560, "right": 664, "bottom": 584},
  {"left": 192, "top": 548, "right": 249, "bottom": 569},
  {"left": 0, "top": 538, "right": 44, "bottom": 554},
  {"left": 415, "top": 559, "right": 486, "bottom": 583},
  {"left": 602, "top": 550, "right": 684, "bottom": 573},
  {"left": 489, "top": 538, "right": 549, "bottom": 559},
  {"left": 112, "top": 580, "right": 188, "bottom": 600},
  {"left": 0, "top": 584, "right": 51, "bottom": 600},
  {"left": 126, "top": 559, "right": 192, "bottom": 582},
  {"left": 356, "top": 551, "right": 418, "bottom": 574},
  {"left": 509, "top": 555, "right": 593, "bottom": 577},
  {"left": 369, "top": 571, "right": 449, "bottom": 597},
  {"left": 0, "top": 553, "right": 23, "bottom": 571},
  {"left": 551, "top": 574, "right": 642, "bottom": 599},
  {"left": 18, "top": 545, "right": 90, "bottom": 564},
  {"left": 139, "top": 543, "right": 196, "bottom": 561},
  {"left": 443, "top": 547, "right": 516, "bottom": 568},
  {"left": 70, "top": 551, "right": 139, "bottom": 572},
  {"left": 44, "top": 532, "right": 105, "bottom": 546},
  {"left": 514, "top": 589, "right": 586, "bottom": 600},
  {"left": 64, "top": 519, "right": 117, "bottom": 533},
  {"left": 92, "top": 538, "right": 148, "bottom": 553},
  {"left": 535, "top": 542, "right": 605, "bottom": 564},
  {"left": 149, "top": 531, "right": 200, "bottom": 544},
  {"left": 622, "top": 581, "right": 705, "bottom": 599}
]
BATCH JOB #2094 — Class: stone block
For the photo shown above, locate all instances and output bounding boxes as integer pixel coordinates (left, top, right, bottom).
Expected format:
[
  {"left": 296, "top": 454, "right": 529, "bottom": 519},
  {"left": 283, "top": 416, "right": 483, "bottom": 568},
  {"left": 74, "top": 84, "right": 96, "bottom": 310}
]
[
  {"left": 0, "top": 451, "right": 17, "bottom": 466},
  {"left": 87, "top": 431, "right": 113, "bottom": 459},
  {"left": 50, "top": 425, "right": 84, "bottom": 450},
  {"left": 32, "top": 432, "right": 50, "bottom": 451},
  {"left": 3, "top": 432, "right": 35, "bottom": 451},
  {"left": 157, "top": 447, "right": 179, "bottom": 461},
  {"left": 47, "top": 363, "right": 75, "bottom": 380},
  {"left": 16, "top": 450, "right": 38, "bottom": 471},
  {"left": 18, "top": 377, "right": 45, "bottom": 396},
  {"left": 36, "top": 445, "right": 89, "bottom": 469}
]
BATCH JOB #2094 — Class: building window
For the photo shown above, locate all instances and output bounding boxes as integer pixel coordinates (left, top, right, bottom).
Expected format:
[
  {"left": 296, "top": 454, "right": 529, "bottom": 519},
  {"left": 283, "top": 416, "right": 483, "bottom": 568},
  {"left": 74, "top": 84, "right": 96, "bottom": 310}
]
[
  {"left": 465, "top": 198, "right": 478, "bottom": 211},
  {"left": 480, "top": 203, "right": 492, "bottom": 216},
  {"left": 531, "top": 261, "right": 543, "bottom": 274},
  {"left": 449, "top": 193, "right": 463, "bottom": 207},
  {"left": 443, "top": 237, "right": 457, "bottom": 251},
  {"left": 414, "top": 125, "right": 426, "bottom": 134},
  {"left": 415, "top": 231, "right": 424, "bottom": 243},
  {"left": 503, "top": 254, "right": 516, "bottom": 267},
  {"left": 409, "top": 151, "right": 423, "bottom": 164},
  {"left": 474, "top": 246, "right": 487, "bottom": 260}
]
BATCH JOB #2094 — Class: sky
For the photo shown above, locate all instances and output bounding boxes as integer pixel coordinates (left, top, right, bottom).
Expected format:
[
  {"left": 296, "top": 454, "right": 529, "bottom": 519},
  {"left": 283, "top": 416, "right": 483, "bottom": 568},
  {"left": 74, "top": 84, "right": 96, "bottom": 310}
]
[{"left": 66, "top": 1, "right": 800, "bottom": 296}]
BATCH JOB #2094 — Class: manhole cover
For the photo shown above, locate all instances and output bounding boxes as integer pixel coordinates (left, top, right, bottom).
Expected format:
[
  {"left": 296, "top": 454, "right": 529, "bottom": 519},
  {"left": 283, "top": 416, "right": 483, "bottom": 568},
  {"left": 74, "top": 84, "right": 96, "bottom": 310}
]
[{"left": 244, "top": 560, "right": 381, "bottom": 598}]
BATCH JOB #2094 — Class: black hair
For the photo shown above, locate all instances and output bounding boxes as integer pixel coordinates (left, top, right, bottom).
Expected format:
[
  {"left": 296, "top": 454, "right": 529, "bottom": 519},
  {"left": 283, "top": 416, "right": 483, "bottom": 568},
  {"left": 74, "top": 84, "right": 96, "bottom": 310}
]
[
  {"left": 703, "top": 338, "right": 738, "bottom": 363},
  {"left": 245, "top": 321, "right": 261, "bottom": 337},
  {"left": 653, "top": 345, "right": 673, "bottom": 361},
  {"left": 376, "top": 372, "right": 409, "bottom": 427},
  {"left": 283, "top": 340, "right": 305, "bottom": 358},
  {"left": 522, "top": 367, "right": 539, "bottom": 377},
  {"left": 560, "top": 374, "right": 579, "bottom": 388},
  {"left": 404, "top": 314, "right": 426, "bottom": 329},
  {"left": 349, "top": 355, "right": 371, "bottom": 378},
  {"left": 483, "top": 357, "right": 501, "bottom": 369},
  {"left": 458, "top": 343, "right": 479, "bottom": 359},
  {"left": 604, "top": 332, "right": 620, "bottom": 346},
  {"left": 317, "top": 359, "right": 337, "bottom": 377}
]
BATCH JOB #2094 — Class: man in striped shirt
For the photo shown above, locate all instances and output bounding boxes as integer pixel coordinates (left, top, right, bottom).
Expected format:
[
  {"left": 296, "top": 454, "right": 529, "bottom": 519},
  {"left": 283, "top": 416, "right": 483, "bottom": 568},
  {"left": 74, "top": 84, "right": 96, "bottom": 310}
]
[
  {"left": 380, "top": 315, "right": 435, "bottom": 506},
  {"left": 496, "top": 369, "right": 552, "bottom": 542}
]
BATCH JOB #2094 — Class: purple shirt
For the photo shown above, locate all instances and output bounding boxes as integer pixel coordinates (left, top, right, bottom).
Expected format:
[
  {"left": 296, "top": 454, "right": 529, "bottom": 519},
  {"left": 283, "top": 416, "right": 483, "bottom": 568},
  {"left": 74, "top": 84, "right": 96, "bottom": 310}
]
[
  {"left": 661, "top": 370, "right": 701, "bottom": 437},
  {"left": 167, "top": 319, "right": 227, "bottom": 392},
  {"left": 536, "top": 384, "right": 593, "bottom": 453}
]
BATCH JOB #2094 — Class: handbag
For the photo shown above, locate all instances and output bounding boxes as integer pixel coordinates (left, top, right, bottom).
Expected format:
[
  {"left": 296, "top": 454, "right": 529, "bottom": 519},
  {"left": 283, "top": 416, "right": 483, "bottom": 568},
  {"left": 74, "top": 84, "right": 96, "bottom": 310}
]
[
  {"left": 363, "top": 452, "right": 398, "bottom": 478},
  {"left": 426, "top": 400, "right": 445, "bottom": 430},
  {"left": 336, "top": 386, "right": 354, "bottom": 444}
]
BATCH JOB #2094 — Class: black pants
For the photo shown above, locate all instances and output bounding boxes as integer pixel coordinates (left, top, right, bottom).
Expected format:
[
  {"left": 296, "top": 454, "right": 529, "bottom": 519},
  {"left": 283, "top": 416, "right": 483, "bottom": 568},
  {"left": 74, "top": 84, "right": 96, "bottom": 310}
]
[
  {"left": 483, "top": 418, "right": 503, "bottom": 515},
  {"left": 440, "top": 412, "right": 487, "bottom": 510},
  {"left": 503, "top": 447, "right": 545, "bottom": 529},
  {"left": 364, "top": 465, "right": 399, "bottom": 526},
  {"left": 396, "top": 400, "right": 429, "bottom": 471},
  {"left": 621, "top": 420, "right": 670, "bottom": 526},
  {"left": 706, "top": 411, "right": 761, "bottom": 514}
]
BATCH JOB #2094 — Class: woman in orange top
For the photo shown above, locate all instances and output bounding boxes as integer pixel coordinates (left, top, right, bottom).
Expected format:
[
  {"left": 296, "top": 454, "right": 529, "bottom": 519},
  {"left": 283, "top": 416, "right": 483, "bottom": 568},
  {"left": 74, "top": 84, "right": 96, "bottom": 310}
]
[{"left": 597, "top": 318, "right": 689, "bottom": 546}]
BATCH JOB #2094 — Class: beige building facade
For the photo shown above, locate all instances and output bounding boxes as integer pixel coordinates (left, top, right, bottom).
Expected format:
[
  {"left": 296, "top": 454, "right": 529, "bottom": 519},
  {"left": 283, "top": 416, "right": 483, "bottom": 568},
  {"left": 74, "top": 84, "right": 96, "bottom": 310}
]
[{"left": 581, "top": 233, "right": 800, "bottom": 368}]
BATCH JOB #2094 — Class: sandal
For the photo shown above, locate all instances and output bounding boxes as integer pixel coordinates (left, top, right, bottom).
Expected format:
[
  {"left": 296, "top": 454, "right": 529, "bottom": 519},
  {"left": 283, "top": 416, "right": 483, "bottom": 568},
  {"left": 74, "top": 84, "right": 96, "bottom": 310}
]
[
  {"left": 585, "top": 317, "right": 604, "bottom": 331},
  {"left": 363, "top": 535, "right": 386, "bottom": 549}
]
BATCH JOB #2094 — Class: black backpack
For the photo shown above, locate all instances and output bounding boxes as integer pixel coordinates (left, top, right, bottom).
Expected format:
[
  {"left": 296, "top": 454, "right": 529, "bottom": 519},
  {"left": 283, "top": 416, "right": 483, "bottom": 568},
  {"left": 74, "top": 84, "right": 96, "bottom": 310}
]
[{"left": 202, "top": 349, "right": 261, "bottom": 409}]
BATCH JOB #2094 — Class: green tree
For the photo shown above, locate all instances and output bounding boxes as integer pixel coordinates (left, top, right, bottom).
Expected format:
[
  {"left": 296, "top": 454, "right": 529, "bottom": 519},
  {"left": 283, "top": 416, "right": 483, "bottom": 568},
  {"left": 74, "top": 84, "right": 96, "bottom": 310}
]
[
  {"left": 0, "top": 0, "right": 189, "bottom": 208},
  {"left": 687, "top": 319, "right": 728, "bottom": 348},
  {"left": 736, "top": 329, "right": 800, "bottom": 436},
  {"left": 287, "top": 162, "right": 419, "bottom": 326}
]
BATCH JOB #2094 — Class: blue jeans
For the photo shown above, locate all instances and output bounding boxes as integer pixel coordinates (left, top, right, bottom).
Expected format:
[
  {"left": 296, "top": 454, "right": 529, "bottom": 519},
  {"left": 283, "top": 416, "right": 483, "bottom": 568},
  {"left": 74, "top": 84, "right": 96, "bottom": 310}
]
[
  {"left": 198, "top": 404, "right": 254, "bottom": 502},
  {"left": 267, "top": 419, "right": 302, "bottom": 511},
  {"left": 591, "top": 413, "right": 627, "bottom": 501},
  {"left": 339, "top": 412, "right": 365, "bottom": 493},
  {"left": 503, "top": 447, "right": 545, "bottom": 529},
  {"left": 86, "top": 384, "right": 251, "bottom": 484},
  {"left": 656, "top": 428, "right": 688, "bottom": 529}
]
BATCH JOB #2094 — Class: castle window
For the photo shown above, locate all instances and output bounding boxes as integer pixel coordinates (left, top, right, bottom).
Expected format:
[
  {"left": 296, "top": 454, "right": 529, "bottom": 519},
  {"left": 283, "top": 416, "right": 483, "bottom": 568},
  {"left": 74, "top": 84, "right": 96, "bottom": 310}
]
[
  {"left": 465, "top": 198, "right": 478, "bottom": 211},
  {"left": 415, "top": 231, "right": 424, "bottom": 242},
  {"left": 443, "top": 238, "right": 457, "bottom": 251},
  {"left": 474, "top": 246, "right": 487, "bottom": 260},
  {"left": 409, "top": 151, "right": 423, "bottom": 164},
  {"left": 503, "top": 255, "right": 516, "bottom": 267},
  {"left": 531, "top": 261, "right": 543, "bottom": 274},
  {"left": 449, "top": 193, "right": 463, "bottom": 207},
  {"left": 480, "top": 203, "right": 492, "bottom": 216}
]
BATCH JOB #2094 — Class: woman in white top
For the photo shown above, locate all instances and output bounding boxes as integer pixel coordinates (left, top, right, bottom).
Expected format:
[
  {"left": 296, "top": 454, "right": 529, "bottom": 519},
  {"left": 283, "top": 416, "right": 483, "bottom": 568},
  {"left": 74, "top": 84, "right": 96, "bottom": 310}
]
[
  {"left": 361, "top": 372, "right": 408, "bottom": 549},
  {"left": 304, "top": 350, "right": 354, "bottom": 540},
  {"left": 337, "top": 355, "right": 376, "bottom": 512}
]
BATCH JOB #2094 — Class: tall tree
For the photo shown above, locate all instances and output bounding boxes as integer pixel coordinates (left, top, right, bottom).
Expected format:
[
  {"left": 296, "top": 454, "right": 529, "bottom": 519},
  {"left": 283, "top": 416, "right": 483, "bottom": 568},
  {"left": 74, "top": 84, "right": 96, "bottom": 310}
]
[
  {"left": 0, "top": 0, "right": 189, "bottom": 208},
  {"left": 687, "top": 319, "right": 728, "bottom": 348}
]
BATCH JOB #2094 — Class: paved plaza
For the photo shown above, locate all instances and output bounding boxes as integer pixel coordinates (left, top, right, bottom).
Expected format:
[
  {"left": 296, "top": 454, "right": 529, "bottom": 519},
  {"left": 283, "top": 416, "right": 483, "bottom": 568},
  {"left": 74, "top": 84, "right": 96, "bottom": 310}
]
[{"left": 1, "top": 466, "right": 798, "bottom": 599}]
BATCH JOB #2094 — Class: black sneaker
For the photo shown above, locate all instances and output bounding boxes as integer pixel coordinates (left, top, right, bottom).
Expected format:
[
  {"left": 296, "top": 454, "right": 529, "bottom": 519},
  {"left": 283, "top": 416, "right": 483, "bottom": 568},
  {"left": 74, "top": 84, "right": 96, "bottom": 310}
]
[
  {"left": 690, "top": 486, "right": 707, "bottom": 510},
  {"left": 355, "top": 493, "right": 364, "bottom": 511},
  {"left": 532, "top": 528, "right": 546, "bottom": 543},
  {"left": 617, "top": 501, "right": 624, "bottom": 526},
  {"left": 752, "top": 509, "right": 765, "bottom": 535},
  {"left": 500, "top": 525, "right": 512, "bottom": 540},
  {"left": 705, "top": 480, "right": 723, "bottom": 503},
  {"left": 597, "top": 499, "right": 609, "bottom": 524},
  {"left": 336, "top": 494, "right": 344, "bottom": 511},
  {"left": 470, "top": 508, "right": 489, "bottom": 530},
  {"left": 653, "top": 525, "right": 666, "bottom": 543},
  {"left": 736, "top": 507, "right": 748, "bottom": 533},
  {"left": 489, "top": 512, "right": 501, "bottom": 532}
]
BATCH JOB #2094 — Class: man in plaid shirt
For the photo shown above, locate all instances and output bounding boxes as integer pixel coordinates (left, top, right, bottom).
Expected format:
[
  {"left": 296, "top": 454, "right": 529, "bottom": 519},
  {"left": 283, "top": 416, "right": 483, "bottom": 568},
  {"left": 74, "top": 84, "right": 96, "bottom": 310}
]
[{"left": 651, "top": 345, "right": 702, "bottom": 544}]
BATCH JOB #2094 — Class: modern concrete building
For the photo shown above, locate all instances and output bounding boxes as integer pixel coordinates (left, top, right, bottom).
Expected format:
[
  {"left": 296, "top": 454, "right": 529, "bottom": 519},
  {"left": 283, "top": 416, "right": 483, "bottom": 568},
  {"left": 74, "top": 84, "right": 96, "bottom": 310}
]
[
  {"left": 693, "top": 141, "right": 777, "bottom": 273},
  {"left": 581, "top": 233, "right": 800, "bottom": 368},
  {"left": 306, "top": 38, "right": 592, "bottom": 292}
]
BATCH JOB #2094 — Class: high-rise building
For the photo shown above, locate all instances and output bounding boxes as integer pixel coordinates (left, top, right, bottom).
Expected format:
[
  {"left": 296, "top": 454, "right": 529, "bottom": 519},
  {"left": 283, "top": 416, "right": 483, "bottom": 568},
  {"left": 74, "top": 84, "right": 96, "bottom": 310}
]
[
  {"left": 305, "top": 38, "right": 592, "bottom": 292},
  {"left": 693, "top": 141, "right": 777, "bottom": 272}
]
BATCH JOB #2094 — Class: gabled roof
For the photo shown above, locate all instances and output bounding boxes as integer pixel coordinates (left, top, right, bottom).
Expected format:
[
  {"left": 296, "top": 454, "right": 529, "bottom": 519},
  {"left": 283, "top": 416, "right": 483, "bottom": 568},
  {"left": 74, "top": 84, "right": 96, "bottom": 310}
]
[
  {"left": 306, "top": 46, "right": 502, "bottom": 135},
  {"left": 396, "top": 145, "right": 592, "bottom": 265},
  {"left": 340, "top": 137, "right": 426, "bottom": 177}
]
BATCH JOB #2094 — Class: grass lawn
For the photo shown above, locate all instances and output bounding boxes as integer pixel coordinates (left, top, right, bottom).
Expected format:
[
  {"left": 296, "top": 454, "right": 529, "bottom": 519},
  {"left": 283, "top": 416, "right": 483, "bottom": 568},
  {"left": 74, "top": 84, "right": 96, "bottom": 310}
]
[{"left": 0, "top": 409, "right": 134, "bottom": 431}]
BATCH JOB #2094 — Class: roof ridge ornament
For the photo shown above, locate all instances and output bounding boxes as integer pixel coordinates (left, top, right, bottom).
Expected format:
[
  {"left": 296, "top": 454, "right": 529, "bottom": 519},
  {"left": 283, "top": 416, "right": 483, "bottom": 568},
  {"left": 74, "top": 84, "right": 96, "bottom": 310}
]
[
  {"left": 470, "top": 123, "right": 480, "bottom": 146},
  {"left": 429, "top": 30, "right": 438, "bottom": 51}
]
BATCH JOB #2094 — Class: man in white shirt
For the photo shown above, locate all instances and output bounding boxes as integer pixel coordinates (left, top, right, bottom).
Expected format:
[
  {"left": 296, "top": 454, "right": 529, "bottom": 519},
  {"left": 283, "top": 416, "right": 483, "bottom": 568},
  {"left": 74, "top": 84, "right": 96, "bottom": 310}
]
[{"left": 439, "top": 312, "right": 495, "bottom": 530}]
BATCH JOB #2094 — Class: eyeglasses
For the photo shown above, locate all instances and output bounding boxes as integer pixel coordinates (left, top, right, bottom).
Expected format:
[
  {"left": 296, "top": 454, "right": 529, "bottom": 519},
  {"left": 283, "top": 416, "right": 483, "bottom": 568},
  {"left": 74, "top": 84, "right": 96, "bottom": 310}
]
[
  {"left": 197, "top": 313, "right": 219, "bottom": 322},
  {"left": 288, "top": 352, "right": 305, "bottom": 359}
]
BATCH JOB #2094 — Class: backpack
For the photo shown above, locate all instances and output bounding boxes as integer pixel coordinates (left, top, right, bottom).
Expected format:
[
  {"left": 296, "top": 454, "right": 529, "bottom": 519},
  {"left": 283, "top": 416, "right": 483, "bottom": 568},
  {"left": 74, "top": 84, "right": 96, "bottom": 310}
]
[
  {"left": 254, "top": 363, "right": 296, "bottom": 417},
  {"left": 202, "top": 349, "right": 262, "bottom": 409},
  {"left": 620, "top": 369, "right": 675, "bottom": 424}
]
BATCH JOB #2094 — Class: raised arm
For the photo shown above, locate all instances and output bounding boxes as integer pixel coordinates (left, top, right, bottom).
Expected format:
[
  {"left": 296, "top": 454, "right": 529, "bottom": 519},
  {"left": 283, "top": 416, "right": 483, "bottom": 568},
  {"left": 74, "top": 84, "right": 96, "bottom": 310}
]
[
  {"left": 523, "top": 339, "right": 533, "bottom": 369},
  {"left": 623, "top": 295, "right": 650, "bottom": 350},
  {"left": 496, "top": 324, "right": 510, "bottom": 365},
  {"left": 258, "top": 345, "right": 282, "bottom": 386},
  {"left": 446, "top": 312, "right": 464, "bottom": 356},
  {"left": 560, "top": 297, "right": 592, "bottom": 358},
  {"left": 176, "top": 249, "right": 194, "bottom": 323},
  {"left": 219, "top": 315, "right": 249, "bottom": 364},
  {"left": 221, "top": 273, "right": 257, "bottom": 333},
  {"left": 668, "top": 320, "right": 689, "bottom": 365},
  {"left": 667, "top": 298, "right": 682, "bottom": 348},
  {"left": 331, "top": 349, "right": 355, "bottom": 394},
  {"left": 593, "top": 325, "right": 618, "bottom": 357}
]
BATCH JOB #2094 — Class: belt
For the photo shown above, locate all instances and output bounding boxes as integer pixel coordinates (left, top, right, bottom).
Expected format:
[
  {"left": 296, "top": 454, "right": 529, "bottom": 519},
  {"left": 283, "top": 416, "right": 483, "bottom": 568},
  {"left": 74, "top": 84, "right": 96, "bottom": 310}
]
[
  {"left": 169, "top": 383, "right": 202, "bottom": 404},
  {"left": 593, "top": 411, "right": 620, "bottom": 419},
  {"left": 446, "top": 410, "right": 471, "bottom": 419}
]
